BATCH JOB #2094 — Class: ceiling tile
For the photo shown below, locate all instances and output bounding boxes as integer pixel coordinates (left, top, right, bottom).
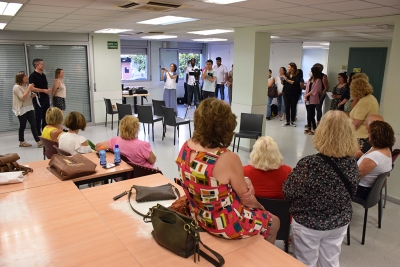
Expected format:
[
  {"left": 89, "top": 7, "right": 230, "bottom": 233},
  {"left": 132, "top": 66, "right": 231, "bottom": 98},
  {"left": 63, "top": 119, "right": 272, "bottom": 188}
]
[
  {"left": 72, "top": 8, "right": 123, "bottom": 16},
  {"left": 309, "top": 12, "right": 358, "bottom": 20},
  {"left": 277, "top": 0, "right": 347, "bottom": 4},
  {"left": 5, "top": 25, "right": 41, "bottom": 31},
  {"left": 271, "top": 6, "right": 330, "bottom": 16},
  {"left": 239, "top": 11, "right": 289, "bottom": 19},
  {"left": 12, "top": 17, "right": 57, "bottom": 23},
  {"left": 242, "top": 20, "right": 281, "bottom": 26},
  {"left": 15, "top": 11, "right": 64, "bottom": 18},
  {"left": 231, "top": 0, "right": 299, "bottom": 10},
  {"left": 313, "top": 1, "right": 381, "bottom": 12},
  {"left": 28, "top": 0, "right": 95, "bottom": 8},
  {"left": 202, "top": 5, "right": 257, "bottom": 15},
  {"left": 0, "top": 16, "right": 12, "bottom": 23},
  {"left": 341, "top": 7, "right": 400, "bottom": 17},
  {"left": 20, "top": 5, "right": 78, "bottom": 14},
  {"left": 361, "top": 0, "right": 400, "bottom": 5},
  {"left": 61, "top": 14, "right": 105, "bottom": 21},
  {"left": 6, "top": 21, "right": 48, "bottom": 26},
  {"left": 270, "top": 16, "right": 317, "bottom": 23}
]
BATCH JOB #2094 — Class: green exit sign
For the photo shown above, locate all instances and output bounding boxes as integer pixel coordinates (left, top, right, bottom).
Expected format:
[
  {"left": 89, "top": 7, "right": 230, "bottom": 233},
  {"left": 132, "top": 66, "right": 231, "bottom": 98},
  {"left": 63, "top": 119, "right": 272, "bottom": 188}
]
[{"left": 107, "top": 41, "right": 118, "bottom": 49}]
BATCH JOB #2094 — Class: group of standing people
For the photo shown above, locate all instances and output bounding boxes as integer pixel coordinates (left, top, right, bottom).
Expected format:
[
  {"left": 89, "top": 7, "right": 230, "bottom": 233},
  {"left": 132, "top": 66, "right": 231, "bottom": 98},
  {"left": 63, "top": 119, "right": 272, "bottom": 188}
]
[{"left": 12, "top": 58, "right": 67, "bottom": 147}]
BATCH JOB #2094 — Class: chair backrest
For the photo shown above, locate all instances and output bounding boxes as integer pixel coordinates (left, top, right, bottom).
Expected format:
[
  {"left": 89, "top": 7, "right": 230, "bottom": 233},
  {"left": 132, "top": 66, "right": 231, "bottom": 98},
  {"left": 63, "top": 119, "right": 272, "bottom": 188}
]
[
  {"left": 162, "top": 106, "right": 177, "bottom": 126},
  {"left": 54, "top": 145, "right": 72, "bottom": 156},
  {"left": 392, "top": 149, "right": 400, "bottom": 164},
  {"left": 104, "top": 98, "right": 113, "bottom": 114},
  {"left": 136, "top": 105, "right": 154, "bottom": 123},
  {"left": 239, "top": 113, "right": 263, "bottom": 135},
  {"left": 130, "top": 162, "right": 163, "bottom": 178},
  {"left": 365, "top": 171, "right": 390, "bottom": 208},
  {"left": 116, "top": 103, "right": 132, "bottom": 121},
  {"left": 256, "top": 197, "right": 292, "bottom": 241},
  {"left": 39, "top": 137, "right": 59, "bottom": 159},
  {"left": 152, "top": 99, "right": 166, "bottom": 117}
]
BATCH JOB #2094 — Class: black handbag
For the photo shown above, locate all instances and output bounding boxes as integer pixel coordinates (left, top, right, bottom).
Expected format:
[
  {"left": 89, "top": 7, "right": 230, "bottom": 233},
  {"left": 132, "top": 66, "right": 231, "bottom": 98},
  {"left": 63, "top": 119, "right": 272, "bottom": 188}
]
[
  {"left": 268, "top": 84, "right": 278, "bottom": 98},
  {"left": 113, "top": 185, "right": 225, "bottom": 266}
]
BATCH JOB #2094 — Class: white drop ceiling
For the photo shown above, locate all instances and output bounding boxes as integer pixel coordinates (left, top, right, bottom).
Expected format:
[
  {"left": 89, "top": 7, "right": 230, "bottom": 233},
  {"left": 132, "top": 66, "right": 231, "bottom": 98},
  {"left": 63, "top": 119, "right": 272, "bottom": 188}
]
[{"left": 0, "top": 0, "right": 399, "bottom": 43}]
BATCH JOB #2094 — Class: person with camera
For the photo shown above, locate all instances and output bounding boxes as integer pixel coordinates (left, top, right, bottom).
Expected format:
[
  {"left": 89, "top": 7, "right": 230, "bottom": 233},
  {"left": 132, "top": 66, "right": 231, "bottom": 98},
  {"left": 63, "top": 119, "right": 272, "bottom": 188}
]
[
  {"left": 202, "top": 59, "right": 217, "bottom": 99},
  {"left": 185, "top": 58, "right": 200, "bottom": 108},
  {"left": 161, "top": 63, "right": 178, "bottom": 112}
]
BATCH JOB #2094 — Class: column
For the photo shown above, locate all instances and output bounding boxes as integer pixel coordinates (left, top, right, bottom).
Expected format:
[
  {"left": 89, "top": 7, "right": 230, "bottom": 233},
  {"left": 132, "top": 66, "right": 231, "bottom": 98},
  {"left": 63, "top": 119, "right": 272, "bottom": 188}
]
[{"left": 231, "top": 28, "right": 270, "bottom": 151}]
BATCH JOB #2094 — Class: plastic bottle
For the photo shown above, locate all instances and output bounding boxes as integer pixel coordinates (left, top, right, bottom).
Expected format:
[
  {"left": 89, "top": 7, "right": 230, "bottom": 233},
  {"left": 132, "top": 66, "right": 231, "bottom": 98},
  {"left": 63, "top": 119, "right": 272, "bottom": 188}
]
[
  {"left": 114, "top": 144, "right": 121, "bottom": 165},
  {"left": 99, "top": 146, "right": 107, "bottom": 167}
]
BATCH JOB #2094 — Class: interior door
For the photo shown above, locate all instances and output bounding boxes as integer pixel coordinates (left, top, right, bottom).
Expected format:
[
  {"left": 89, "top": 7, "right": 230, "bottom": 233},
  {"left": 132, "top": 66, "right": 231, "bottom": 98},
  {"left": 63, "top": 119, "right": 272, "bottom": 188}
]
[{"left": 347, "top": 48, "right": 387, "bottom": 103}]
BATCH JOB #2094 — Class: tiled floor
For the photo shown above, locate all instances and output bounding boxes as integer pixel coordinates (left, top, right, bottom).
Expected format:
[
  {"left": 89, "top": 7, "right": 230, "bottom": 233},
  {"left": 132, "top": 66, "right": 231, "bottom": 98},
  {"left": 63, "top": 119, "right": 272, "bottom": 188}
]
[{"left": 1, "top": 103, "right": 399, "bottom": 267}]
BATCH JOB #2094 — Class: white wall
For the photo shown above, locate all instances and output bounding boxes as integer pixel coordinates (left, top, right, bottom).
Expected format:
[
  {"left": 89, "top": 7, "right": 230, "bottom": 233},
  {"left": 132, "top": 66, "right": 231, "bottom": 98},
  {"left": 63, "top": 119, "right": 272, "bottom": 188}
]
[
  {"left": 208, "top": 44, "right": 234, "bottom": 71},
  {"left": 269, "top": 43, "right": 303, "bottom": 78},
  {"left": 301, "top": 48, "right": 329, "bottom": 79}
]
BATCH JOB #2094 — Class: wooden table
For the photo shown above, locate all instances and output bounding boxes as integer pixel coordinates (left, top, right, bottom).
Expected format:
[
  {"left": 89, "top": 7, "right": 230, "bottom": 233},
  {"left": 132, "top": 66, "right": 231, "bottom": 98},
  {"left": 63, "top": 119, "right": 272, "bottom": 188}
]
[
  {"left": 80, "top": 174, "right": 306, "bottom": 267},
  {"left": 123, "top": 93, "right": 151, "bottom": 113}
]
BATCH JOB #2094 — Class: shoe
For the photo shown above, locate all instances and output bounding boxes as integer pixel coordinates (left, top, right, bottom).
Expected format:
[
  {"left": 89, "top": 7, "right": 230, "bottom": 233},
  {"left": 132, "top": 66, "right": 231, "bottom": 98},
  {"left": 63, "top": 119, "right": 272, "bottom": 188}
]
[
  {"left": 304, "top": 128, "right": 310, "bottom": 134},
  {"left": 184, "top": 104, "right": 188, "bottom": 107},
  {"left": 280, "top": 115, "right": 285, "bottom": 121},
  {"left": 37, "top": 141, "right": 43, "bottom": 148},
  {"left": 309, "top": 130, "right": 315, "bottom": 135},
  {"left": 282, "top": 123, "right": 290, "bottom": 127},
  {"left": 290, "top": 122, "right": 296, "bottom": 127},
  {"left": 19, "top": 141, "right": 32, "bottom": 147},
  {"left": 266, "top": 117, "right": 271, "bottom": 121}
]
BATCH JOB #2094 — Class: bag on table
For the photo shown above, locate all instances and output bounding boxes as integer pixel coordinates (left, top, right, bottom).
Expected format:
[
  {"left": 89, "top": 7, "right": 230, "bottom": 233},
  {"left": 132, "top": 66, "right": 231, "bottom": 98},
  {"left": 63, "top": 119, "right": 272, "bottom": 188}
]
[
  {"left": 0, "top": 153, "right": 33, "bottom": 176},
  {"left": 48, "top": 154, "right": 97, "bottom": 180}
]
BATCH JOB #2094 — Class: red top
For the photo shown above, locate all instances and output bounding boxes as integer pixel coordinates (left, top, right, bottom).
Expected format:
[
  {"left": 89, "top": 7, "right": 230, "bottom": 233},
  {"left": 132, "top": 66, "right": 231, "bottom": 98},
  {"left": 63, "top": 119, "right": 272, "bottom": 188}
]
[{"left": 243, "top": 164, "right": 292, "bottom": 199}]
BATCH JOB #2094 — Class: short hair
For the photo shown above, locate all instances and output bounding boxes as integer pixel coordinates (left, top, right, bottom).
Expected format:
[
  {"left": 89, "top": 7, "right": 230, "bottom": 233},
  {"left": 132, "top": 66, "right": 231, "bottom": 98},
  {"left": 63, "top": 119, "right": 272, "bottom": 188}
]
[
  {"left": 368, "top": 121, "right": 395, "bottom": 149},
  {"left": 313, "top": 111, "right": 358, "bottom": 157},
  {"left": 350, "top": 78, "right": 373, "bottom": 99},
  {"left": 250, "top": 136, "right": 283, "bottom": 171},
  {"left": 64, "top": 111, "right": 87, "bottom": 131},
  {"left": 206, "top": 59, "right": 213, "bottom": 64},
  {"left": 192, "top": 98, "right": 237, "bottom": 148},
  {"left": 170, "top": 63, "right": 177, "bottom": 72},
  {"left": 216, "top": 57, "right": 221, "bottom": 61},
  {"left": 353, "top": 73, "right": 369, "bottom": 81},
  {"left": 15, "top": 71, "right": 26, "bottom": 85},
  {"left": 288, "top": 62, "right": 298, "bottom": 76},
  {"left": 119, "top": 115, "right": 139, "bottom": 140},
  {"left": 32, "top": 59, "right": 43, "bottom": 69},
  {"left": 55, "top": 68, "right": 63, "bottom": 79},
  {"left": 46, "top": 107, "right": 63, "bottom": 125}
]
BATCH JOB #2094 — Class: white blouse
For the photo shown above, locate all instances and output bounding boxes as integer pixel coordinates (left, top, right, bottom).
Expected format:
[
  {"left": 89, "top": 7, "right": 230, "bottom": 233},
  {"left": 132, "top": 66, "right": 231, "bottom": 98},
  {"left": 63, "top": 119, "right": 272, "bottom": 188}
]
[{"left": 164, "top": 72, "right": 177, "bottom": 89}]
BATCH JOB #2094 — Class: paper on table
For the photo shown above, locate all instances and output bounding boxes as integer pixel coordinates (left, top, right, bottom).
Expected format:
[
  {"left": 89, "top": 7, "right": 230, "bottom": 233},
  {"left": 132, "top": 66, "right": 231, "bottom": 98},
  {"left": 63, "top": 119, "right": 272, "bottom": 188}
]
[{"left": 326, "top": 92, "right": 334, "bottom": 100}]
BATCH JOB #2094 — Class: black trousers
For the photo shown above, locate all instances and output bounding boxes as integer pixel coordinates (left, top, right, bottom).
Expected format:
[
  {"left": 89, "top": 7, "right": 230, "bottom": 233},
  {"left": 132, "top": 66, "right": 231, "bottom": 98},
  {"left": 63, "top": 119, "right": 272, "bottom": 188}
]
[
  {"left": 183, "top": 83, "right": 189, "bottom": 104},
  {"left": 316, "top": 94, "right": 326, "bottom": 122},
  {"left": 17, "top": 110, "right": 40, "bottom": 142},
  {"left": 33, "top": 98, "right": 50, "bottom": 135},
  {"left": 306, "top": 104, "right": 317, "bottom": 130},
  {"left": 215, "top": 84, "right": 225, "bottom": 100},
  {"left": 283, "top": 93, "right": 298, "bottom": 123},
  {"left": 203, "top": 91, "right": 215, "bottom": 99}
]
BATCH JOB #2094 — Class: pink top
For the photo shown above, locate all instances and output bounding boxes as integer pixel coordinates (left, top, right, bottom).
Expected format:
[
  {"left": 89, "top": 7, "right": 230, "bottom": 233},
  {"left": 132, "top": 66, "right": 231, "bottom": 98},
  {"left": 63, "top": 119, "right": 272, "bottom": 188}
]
[
  {"left": 108, "top": 137, "right": 153, "bottom": 168},
  {"left": 305, "top": 78, "right": 322, "bottom": 105}
]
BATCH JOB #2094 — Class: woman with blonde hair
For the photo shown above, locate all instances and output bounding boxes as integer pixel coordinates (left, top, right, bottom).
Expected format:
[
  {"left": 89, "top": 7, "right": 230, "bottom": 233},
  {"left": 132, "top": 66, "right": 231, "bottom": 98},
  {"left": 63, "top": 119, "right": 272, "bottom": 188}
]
[
  {"left": 244, "top": 136, "right": 291, "bottom": 199},
  {"left": 95, "top": 115, "right": 156, "bottom": 168},
  {"left": 176, "top": 98, "right": 280, "bottom": 244},
  {"left": 283, "top": 110, "right": 360, "bottom": 267},
  {"left": 41, "top": 107, "right": 63, "bottom": 142},
  {"left": 349, "top": 77, "right": 379, "bottom": 145}
]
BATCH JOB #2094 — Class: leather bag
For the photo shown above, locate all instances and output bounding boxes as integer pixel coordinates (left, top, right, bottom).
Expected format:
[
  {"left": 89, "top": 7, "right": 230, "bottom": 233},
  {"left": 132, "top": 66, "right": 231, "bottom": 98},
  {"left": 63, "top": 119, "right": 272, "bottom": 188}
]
[
  {"left": 133, "top": 184, "right": 180, "bottom": 202},
  {"left": 268, "top": 84, "right": 278, "bottom": 98},
  {"left": 48, "top": 154, "right": 97, "bottom": 180},
  {"left": 0, "top": 153, "right": 33, "bottom": 175}
]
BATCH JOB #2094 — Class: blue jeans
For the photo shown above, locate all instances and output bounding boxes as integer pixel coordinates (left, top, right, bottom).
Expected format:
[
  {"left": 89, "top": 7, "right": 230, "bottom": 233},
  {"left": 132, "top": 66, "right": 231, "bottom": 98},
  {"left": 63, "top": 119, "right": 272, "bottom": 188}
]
[
  {"left": 277, "top": 94, "right": 285, "bottom": 115},
  {"left": 215, "top": 84, "right": 225, "bottom": 100},
  {"left": 266, "top": 96, "right": 274, "bottom": 117}
]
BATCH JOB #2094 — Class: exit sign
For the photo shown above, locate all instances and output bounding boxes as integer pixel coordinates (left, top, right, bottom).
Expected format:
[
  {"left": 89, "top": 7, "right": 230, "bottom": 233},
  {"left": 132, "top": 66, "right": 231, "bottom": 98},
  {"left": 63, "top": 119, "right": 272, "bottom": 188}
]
[{"left": 107, "top": 41, "right": 118, "bottom": 49}]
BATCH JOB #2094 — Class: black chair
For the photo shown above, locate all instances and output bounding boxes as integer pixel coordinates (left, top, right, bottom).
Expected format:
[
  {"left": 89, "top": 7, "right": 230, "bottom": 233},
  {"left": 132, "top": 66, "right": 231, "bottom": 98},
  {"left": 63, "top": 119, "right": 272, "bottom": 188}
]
[
  {"left": 232, "top": 113, "right": 263, "bottom": 152},
  {"left": 152, "top": 99, "right": 166, "bottom": 118},
  {"left": 162, "top": 106, "right": 191, "bottom": 145},
  {"left": 39, "top": 137, "right": 58, "bottom": 160},
  {"left": 383, "top": 149, "right": 400, "bottom": 208},
  {"left": 116, "top": 103, "right": 133, "bottom": 136},
  {"left": 136, "top": 105, "right": 163, "bottom": 142},
  {"left": 347, "top": 171, "right": 389, "bottom": 245},
  {"left": 104, "top": 98, "right": 118, "bottom": 130},
  {"left": 54, "top": 145, "right": 72, "bottom": 156},
  {"left": 256, "top": 197, "right": 292, "bottom": 253},
  {"left": 130, "top": 162, "right": 163, "bottom": 178}
]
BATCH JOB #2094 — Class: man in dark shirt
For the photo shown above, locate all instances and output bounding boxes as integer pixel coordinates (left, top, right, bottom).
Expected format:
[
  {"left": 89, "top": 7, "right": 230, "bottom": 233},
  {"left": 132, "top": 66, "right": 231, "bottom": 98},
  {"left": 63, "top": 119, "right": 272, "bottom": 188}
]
[
  {"left": 355, "top": 114, "right": 384, "bottom": 159},
  {"left": 29, "top": 59, "right": 51, "bottom": 135}
]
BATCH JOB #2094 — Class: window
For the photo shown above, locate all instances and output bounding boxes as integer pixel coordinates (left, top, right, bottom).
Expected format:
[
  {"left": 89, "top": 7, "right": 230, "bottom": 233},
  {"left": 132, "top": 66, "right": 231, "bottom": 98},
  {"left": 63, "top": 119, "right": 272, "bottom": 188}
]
[
  {"left": 121, "top": 54, "right": 148, "bottom": 81},
  {"left": 179, "top": 53, "right": 201, "bottom": 79}
]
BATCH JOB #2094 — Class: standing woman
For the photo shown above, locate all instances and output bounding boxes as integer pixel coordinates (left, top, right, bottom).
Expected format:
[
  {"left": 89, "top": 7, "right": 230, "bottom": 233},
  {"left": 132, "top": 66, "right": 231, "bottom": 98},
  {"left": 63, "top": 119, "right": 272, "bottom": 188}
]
[
  {"left": 304, "top": 67, "right": 322, "bottom": 135},
  {"left": 12, "top": 71, "right": 42, "bottom": 148},
  {"left": 343, "top": 72, "right": 355, "bottom": 116},
  {"left": 276, "top": 67, "right": 286, "bottom": 121},
  {"left": 52, "top": 68, "right": 66, "bottom": 113},
  {"left": 227, "top": 64, "right": 233, "bottom": 106},
  {"left": 282, "top": 62, "right": 301, "bottom": 127},
  {"left": 330, "top": 72, "right": 348, "bottom": 110},
  {"left": 162, "top": 63, "right": 178, "bottom": 112},
  {"left": 266, "top": 69, "right": 276, "bottom": 120}
]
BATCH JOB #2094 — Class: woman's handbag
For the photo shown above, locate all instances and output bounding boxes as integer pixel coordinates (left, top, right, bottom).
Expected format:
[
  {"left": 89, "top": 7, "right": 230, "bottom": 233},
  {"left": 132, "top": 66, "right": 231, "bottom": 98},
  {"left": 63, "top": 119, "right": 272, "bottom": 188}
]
[
  {"left": 113, "top": 185, "right": 225, "bottom": 266},
  {"left": 0, "top": 153, "right": 33, "bottom": 176},
  {"left": 268, "top": 84, "right": 278, "bottom": 98},
  {"left": 48, "top": 154, "right": 97, "bottom": 180}
]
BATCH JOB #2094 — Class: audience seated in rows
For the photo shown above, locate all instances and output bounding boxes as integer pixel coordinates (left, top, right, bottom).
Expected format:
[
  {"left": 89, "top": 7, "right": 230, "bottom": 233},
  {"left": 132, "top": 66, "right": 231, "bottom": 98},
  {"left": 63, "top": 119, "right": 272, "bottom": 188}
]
[
  {"left": 243, "top": 136, "right": 291, "bottom": 199},
  {"left": 95, "top": 115, "right": 156, "bottom": 168},
  {"left": 41, "top": 107, "right": 63, "bottom": 142}
]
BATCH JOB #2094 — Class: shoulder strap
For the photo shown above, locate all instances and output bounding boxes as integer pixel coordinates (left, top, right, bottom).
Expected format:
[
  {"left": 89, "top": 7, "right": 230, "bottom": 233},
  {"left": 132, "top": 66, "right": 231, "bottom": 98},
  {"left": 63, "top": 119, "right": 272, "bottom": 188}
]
[{"left": 317, "top": 154, "right": 353, "bottom": 199}]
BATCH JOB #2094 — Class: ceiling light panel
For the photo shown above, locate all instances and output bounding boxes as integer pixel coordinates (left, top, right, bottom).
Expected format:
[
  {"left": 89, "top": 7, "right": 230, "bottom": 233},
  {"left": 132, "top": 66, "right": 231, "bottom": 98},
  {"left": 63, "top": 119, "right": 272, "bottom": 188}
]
[
  {"left": 137, "top": 16, "right": 199, "bottom": 26},
  {"left": 0, "top": 22, "right": 6, "bottom": 29},
  {"left": 94, "top": 28, "right": 132, "bottom": 33},
  {"left": 0, "top": 2, "right": 23, "bottom": 16},
  {"left": 192, "top": 38, "right": 228, "bottom": 42},
  {"left": 141, "top": 35, "right": 177, "bottom": 39},
  {"left": 188, "top": 29, "right": 233, "bottom": 35},
  {"left": 203, "top": 0, "right": 247, "bottom": 4}
]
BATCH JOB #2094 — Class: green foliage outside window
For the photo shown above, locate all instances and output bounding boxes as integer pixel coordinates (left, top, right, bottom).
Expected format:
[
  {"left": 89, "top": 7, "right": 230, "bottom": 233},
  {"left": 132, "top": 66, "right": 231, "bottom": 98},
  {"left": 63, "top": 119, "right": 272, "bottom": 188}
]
[
  {"left": 131, "top": 54, "right": 146, "bottom": 72},
  {"left": 179, "top": 53, "right": 200, "bottom": 78}
]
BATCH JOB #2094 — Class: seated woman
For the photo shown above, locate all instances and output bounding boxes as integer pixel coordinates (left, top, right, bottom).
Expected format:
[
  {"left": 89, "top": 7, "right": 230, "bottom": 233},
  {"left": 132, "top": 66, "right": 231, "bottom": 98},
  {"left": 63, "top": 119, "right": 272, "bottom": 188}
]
[
  {"left": 58, "top": 111, "right": 92, "bottom": 155},
  {"left": 356, "top": 121, "right": 395, "bottom": 199},
  {"left": 243, "top": 136, "right": 292, "bottom": 199},
  {"left": 175, "top": 98, "right": 280, "bottom": 244},
  {"left": 95, "top": 115, "right": 156, "bottom": 168},
  {"left": 283, "top": 111, "right": 360, "bottom": 267},
  {"left": 41, "top": 107, "right": 63, "bottom": 142}
]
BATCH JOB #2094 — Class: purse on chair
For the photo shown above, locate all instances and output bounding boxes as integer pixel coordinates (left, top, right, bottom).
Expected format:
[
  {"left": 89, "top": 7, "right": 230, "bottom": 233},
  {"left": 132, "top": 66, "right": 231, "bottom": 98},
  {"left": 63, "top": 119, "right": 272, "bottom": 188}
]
[{"left": 113, "top": 184, "right": 225, "bottom": 266}]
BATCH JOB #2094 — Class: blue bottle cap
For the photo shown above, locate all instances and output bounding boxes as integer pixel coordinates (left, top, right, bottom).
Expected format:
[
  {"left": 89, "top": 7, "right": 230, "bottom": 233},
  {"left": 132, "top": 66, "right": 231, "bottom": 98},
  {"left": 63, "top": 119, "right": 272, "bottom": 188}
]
[{"left": 115, "top": 144, "right": 119, "bottom": 148}]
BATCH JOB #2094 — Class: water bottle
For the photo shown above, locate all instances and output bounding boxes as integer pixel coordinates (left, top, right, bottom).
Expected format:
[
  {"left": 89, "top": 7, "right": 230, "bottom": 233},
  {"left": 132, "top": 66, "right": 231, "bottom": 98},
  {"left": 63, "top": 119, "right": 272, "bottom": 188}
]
[
  {"left": 114, "top": 144, "right": 121, "bottom": 165},
  {"left": 99, "top": 146, "right": 107, "bottom": 167}
]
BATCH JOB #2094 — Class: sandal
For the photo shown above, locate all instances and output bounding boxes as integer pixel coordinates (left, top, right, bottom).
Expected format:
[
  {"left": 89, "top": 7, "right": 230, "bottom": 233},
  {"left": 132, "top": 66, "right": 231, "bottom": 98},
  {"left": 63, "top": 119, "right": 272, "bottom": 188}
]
[
  {"left": 19, "top": 141, "right": 32, "bottom": 147},
  {"left": 309, "top": 130, "right": 315, "bottom": 135},
  {"left": 304, "top": 128, "right": 310, "bottom": 134},
  {"left": 37, "top": 141, "right": 43, "bottom": 148}
]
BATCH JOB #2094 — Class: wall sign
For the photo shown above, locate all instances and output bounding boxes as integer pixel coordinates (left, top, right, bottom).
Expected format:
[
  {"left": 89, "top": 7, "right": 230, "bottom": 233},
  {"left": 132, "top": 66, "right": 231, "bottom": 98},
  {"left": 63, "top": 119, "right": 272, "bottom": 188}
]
[
  {"left": 107, "top": 41, "right": 118, "bottom": 49},
  {"left": 353, "top": 68, "right": 362, "bottom": 73}
]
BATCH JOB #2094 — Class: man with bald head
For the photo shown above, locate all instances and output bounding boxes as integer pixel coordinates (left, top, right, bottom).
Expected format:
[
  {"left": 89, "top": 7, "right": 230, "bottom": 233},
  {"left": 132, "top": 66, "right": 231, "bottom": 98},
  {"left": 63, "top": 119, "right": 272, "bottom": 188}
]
[{"left": 355, "top": 114, "right": 384, "bottom": 159}]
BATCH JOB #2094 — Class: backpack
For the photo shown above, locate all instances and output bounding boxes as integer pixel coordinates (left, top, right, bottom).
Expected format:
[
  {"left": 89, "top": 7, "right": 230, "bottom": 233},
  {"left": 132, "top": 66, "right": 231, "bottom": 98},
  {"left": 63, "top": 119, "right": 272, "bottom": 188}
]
[{"left": 271, "top": 104, "right": 278, "bottom": 117}]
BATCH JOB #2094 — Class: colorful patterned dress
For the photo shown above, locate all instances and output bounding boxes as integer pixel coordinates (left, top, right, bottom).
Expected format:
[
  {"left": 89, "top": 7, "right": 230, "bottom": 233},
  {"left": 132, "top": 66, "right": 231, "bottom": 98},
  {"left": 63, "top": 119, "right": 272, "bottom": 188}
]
[{"left": 175, "top": 142, "right": 272, "bottom": 239}]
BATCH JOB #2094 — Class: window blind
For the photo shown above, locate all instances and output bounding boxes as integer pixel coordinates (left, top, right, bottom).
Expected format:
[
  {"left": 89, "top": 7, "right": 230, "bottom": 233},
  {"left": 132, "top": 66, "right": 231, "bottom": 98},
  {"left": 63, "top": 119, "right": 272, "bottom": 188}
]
[
  {"left": 121, "top": 40, "right": 148, "bottom": 54},
  {"left": 0, "top": 44, "right": 27, "bottom": 133},
  {"left": 27, "top": 45, "right": 91, "bottom": 122}
]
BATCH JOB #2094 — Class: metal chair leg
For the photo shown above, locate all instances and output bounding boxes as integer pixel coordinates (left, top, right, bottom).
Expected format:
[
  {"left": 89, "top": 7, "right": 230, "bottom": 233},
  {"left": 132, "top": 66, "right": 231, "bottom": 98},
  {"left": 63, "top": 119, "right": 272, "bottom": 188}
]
[
  {"left": 143, "top": 123, "right": 146, "bottom": 134},
  {"left": 237, "top": 137, "right": 241, "bottom": 152},
  {"left": 384, "top": 181, "right": 387, "bottom": 208},
  {"left": 177, "top": 126, "right": 179, "bottom": 137},
  {"left": 162, "top": 125, "right": 165, "bottom": 141},
  {"left": 152, "top": 123, "right": 154, "bottom": 142},
  {"left": 105, "top": 114, "right": 107, "bottom": 127},
  {"left": 361, "top": 208, "right": 368, "bottom": 245},
  {"left": 232, "top": 136, "right": 236, "bottom": 151},
  {"left": 347, "top": 224, "right": 350, "bottom": 245},
  {"left": 111, "top": 114, "right": 113, "bottom": 130},
  {"left": 173, "top": 127, "right": 176, "bottom": 145},
  {"left": 378, "top": 195, "right": 382, "bottom": 229},
  {"left": 117, "top": 121, "right": 120, "bottom": 136},
  {"left": 189, "top": 123, "right": 191, "bottom": 138},
  {"left": 148, "top": 123, "right": 150, "bottom": 135}
]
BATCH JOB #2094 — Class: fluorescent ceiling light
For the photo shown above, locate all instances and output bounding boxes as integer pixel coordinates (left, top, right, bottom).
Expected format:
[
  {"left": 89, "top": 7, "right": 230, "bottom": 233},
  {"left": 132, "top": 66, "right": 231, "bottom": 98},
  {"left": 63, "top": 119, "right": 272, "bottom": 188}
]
[
  {"left": 3, "top": 2, "right": 22, "bottom": 16},
  {"left": 192, "top": 38, "right": 227, "bottom": 42},
  {"left": 320, "top": 42, "right": 330, "bottom": 45},
  {"left": 271, "top": 36, "right": 280, "bottom": 38},
  {"left": 0, "top": 2, "right": 7, "bottom": 14},
  {"left": 203, "top": 0, "right": 246, "bottom": 4},
  {"left": 94, "top": 28, "right": 132, "bottom": 34},
  {"left": 188, "top": 29, "right": 233, "bottom": 35},
  {"left": 137, "top": 16, "right": 199, "bottom": 26},
  {"left": 141, "top": 35, "right": 177, "bottom": 40},
  {"left": 0, "top": 22, "right": 6, "bottom": 29}
]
